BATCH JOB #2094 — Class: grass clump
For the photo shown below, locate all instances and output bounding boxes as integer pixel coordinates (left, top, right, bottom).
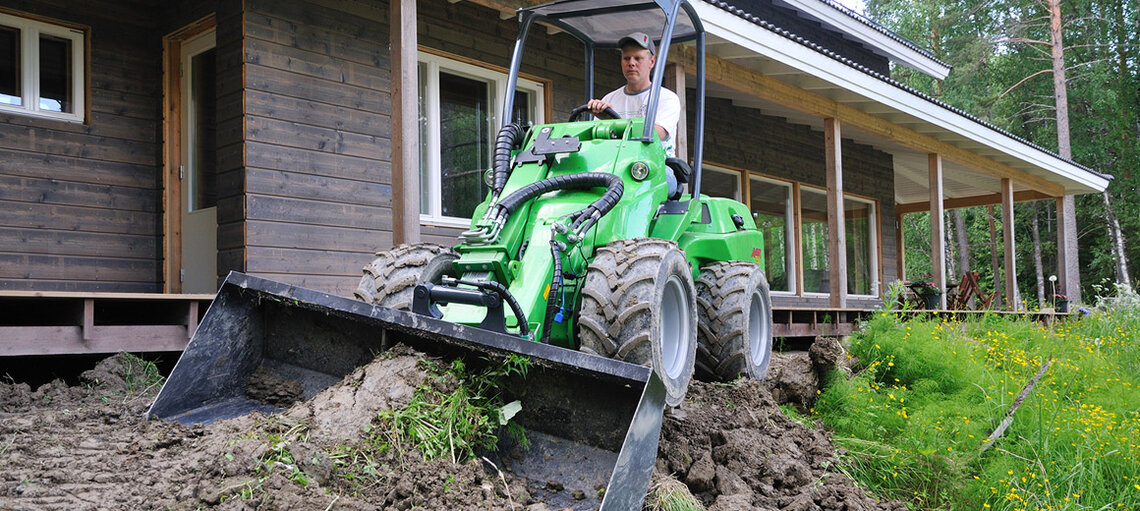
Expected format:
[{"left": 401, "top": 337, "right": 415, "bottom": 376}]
[
  {"left": 815, "top": 292, "right": 1140, "bottom": 510},
  {"left": 377, "top": 354, "right": 530, "bottom": 464}
]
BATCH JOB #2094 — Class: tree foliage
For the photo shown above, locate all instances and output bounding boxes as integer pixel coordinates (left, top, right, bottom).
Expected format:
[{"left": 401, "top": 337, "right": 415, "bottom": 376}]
[{"left": 867, "top": 0, "right": 1140, "bottom": 298}]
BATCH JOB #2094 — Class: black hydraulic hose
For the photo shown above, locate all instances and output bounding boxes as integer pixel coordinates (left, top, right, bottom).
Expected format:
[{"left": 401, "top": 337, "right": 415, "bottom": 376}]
[
  {"left": 540, "top": 237, "right": 564, "bottom": 344},
  {"left": 497, "top": 172, "right": 624, "bottom": 218},
  {"left": 492, "top": 122, "right": 528, "bottom": 196},
  {"left": 453, "top": 278, "right": 531, "bottom": 337}
]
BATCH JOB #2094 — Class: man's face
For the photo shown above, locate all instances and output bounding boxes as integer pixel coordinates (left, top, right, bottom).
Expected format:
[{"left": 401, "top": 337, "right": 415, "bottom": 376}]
[{"left": 620, "top": 46, "right": 656, "bottom": 89}]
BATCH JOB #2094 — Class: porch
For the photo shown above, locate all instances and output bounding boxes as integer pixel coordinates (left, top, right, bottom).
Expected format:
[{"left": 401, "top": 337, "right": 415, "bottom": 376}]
[{"left": 0, "top": 291, "right": 875, "bottom": 357}]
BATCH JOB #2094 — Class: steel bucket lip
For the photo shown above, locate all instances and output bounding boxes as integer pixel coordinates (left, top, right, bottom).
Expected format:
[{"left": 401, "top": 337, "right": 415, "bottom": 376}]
[{"left": 230, "top": 271, "right": 652, "bottom": 383}]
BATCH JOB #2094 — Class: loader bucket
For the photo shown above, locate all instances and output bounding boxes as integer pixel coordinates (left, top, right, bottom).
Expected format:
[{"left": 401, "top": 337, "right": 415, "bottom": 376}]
[{"left": 148, "top": 272, "right": 665, "bottom": 510}]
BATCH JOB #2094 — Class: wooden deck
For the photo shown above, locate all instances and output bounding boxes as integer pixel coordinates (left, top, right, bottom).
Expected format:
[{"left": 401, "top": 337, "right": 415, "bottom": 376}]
[
  {"left": 0, "top": 290, "right": 877, "bottom": 357},
  {"left": 0, "top": 292, "right": 214, "bottom": 356}
]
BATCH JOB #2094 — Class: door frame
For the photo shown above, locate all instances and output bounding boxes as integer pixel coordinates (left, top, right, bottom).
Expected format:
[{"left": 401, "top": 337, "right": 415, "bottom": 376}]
[{"left": 162, "top": 15, "right": 216, "bottom": 293}]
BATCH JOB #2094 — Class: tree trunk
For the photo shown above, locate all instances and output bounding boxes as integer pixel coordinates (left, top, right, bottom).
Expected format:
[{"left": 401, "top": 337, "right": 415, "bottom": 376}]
[
  {"left": 954, "top": 209, "right": 972, "bottom": 307},
  {"left": 945, "top": 211, "right": 957, "bottom": 284},
  {"left": 1031, "top": 202, "right": 1045, "bottom": 305},
  {"left": 988, "top": 205, "right": 1002, "bottom": 305},
  {"left": 1103, "top": 191, "right": 1131, "bottom": 287}
]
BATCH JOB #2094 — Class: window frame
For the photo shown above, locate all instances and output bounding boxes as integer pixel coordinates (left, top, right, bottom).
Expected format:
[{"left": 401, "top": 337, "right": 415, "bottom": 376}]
[
  {"left": 843, "top": 194, "right": 880, "bottom": 298},
  {"left": 0, "top": 11, "right": 86, "bottom": 123},
  {"left": 417, "top": 50, "right": 546, "bottom": 227},
  {"left": 748, "top": 174, "right": 797, "bottom": 295},
  {"left": 796, "top": 184, "right": 880, "bottom": 299}
]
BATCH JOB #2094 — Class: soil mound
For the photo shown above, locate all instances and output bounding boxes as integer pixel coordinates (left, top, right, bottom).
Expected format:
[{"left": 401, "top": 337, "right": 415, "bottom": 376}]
[
  {"left": 2, "top": 347, "right": 895, "bottom": 510},
  {"left": 657, "top": 378, "right": 906, "bottom": 511}
]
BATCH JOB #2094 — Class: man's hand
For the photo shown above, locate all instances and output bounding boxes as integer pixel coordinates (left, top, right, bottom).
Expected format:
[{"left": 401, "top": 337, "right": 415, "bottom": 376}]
[{"left": 587, "top": 99, "right": 616, "bottom": 118}]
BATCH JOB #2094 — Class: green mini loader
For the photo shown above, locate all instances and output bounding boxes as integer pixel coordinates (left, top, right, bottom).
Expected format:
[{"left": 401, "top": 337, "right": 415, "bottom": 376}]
[{"left": 149, "top": 0, "right": 773, "bottom": 508}]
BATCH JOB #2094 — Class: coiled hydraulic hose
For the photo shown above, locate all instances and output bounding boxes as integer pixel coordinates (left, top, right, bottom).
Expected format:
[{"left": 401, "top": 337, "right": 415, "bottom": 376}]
[{"left": 492, "top": 122, "right": 528, "bottom": 197}]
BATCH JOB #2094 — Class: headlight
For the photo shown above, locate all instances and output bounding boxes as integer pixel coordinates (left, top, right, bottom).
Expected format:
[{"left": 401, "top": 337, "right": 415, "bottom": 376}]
[
  {"left": 630, "top": 161, "right": 650, "bottom": 181},
  {"left": 483, "top": 168, "right": 494, "bottom": 188}
]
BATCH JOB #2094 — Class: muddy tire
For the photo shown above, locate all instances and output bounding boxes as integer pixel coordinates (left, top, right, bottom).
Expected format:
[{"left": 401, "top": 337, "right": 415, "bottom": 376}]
[
  {"left": 354, "top": 244, "right": 459, "bottom": 310},
  {"left": 694, "top": 261, "right": 773, "bottom": 381},
  {"left": 577, "top": 238, "right": 697, "bottom": 407}
]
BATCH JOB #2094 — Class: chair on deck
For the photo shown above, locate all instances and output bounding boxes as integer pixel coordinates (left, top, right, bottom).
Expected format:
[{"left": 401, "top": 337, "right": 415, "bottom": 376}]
[{"left": 948, "top": 272, "right": 998, "bottom": 310}]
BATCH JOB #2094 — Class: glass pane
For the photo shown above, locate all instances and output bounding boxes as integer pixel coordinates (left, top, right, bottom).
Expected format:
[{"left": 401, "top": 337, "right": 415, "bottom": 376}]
[
  {"left": 437, "top": 72, "right": 492, "bottom": 219},
  {"left": 702, "top": 169, "right": 738, "bottom": 199},
  {"left": 0, "top": 26, "right": 20, "bottom": 106},
  {"left": 512, "top": 90, "right": 531, "bottom": 125},
  {"left": 39, "top": 34, "right": 71, "bottom": 113},
  {"left": 191, "top": 48, "right": 217, "bottom": 210},
  {"left": 800, "top": 188, "right": 830, "bottom": 293},
  {"left": 750, "top": 178, "right": 791, "bottom": 292},
  {"left": 845, "top": 199, "right": 875, "bottom": 295}
]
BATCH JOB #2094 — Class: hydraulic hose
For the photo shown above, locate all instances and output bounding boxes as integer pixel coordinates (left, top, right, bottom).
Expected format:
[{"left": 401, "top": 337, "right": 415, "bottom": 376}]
[
  {"left": 492, "top": 122, "right": 528, "bottom": 196},
  {"left": 496, "top": 172, "right": 624, "bottom": 218},
  {"left": 540, "top": 237, "right": 564, "bottom": 345}
]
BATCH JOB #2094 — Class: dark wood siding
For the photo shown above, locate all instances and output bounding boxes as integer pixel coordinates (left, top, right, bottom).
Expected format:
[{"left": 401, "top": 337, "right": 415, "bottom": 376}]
[
  {"left": 0, "top": 0, "right": 163, "bottom": 292},
  {"left": 239, "top": 0, "right": 394, "bottom": 296}
]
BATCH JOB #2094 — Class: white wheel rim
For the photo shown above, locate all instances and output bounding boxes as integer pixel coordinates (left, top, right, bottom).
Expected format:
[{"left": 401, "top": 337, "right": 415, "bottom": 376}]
[
  {"left": 749, "top": 290, "right": 771, "bottom": 365},
  {"left": 660, "top": 275, "right": 690, "bottom": 379}
]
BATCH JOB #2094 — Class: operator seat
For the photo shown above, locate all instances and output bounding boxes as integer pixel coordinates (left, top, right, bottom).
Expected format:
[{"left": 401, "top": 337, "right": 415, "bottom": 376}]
[{"left": 665, "top": 157, "right": 692, "bottom": 200}]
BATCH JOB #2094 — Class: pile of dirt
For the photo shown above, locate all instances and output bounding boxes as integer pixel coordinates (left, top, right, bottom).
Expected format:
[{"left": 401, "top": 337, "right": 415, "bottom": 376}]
[
  {"left": 1, "top": 343, "right": 892, "bottom": 511},
  {"left": 656, "top": 378, "right": 905, "bottom": 510}
]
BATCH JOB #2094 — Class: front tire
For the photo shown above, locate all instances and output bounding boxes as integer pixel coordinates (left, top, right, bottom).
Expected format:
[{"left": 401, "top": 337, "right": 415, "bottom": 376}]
[
  {"left": 354, "top": 244, "right": 458, "bottom": 310},
  {"left": 577, "top": 238, "right": 697, "bottom": 407},
  {"left": 694, "top": 261, "right": 774, "bottom": 381}
]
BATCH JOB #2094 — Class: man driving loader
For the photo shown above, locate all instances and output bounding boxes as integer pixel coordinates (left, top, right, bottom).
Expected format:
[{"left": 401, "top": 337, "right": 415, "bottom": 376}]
[{"left": 587, "top": 32, "right": 683, "bottom": 189}]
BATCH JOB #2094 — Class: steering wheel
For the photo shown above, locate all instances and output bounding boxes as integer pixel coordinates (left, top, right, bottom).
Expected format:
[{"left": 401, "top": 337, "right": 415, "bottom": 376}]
[{"left": 568, "top": 104, "right": 620, "bottom": 122}]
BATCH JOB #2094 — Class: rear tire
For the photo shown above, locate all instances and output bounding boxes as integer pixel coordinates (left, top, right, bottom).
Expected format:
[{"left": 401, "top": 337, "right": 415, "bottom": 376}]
[
  {"left": 354, "top": 244, "right": 458, "bottom": 310},
  {"left": 577, "top": 238, "right": 697, "bottom": 407},
  {"left": 694, "top": 261, "right": 773, "bottom": 381}
]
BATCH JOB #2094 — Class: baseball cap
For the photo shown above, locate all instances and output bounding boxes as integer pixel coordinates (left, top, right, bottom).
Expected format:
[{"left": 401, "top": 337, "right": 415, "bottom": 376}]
[{"left": 618, "top": 32, "right": 656, "bottom": 55}]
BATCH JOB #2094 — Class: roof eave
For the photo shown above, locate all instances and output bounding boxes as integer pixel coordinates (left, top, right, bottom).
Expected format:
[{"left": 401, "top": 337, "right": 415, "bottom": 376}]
[
  {"left": 694, "top": 1, "right": 1108, "bottom": 195},
  {"left": 768, "top": 0, "right": 952, "bottom": 80}
]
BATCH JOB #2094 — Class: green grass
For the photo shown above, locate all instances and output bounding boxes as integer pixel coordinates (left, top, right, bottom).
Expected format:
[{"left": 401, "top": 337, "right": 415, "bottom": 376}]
[
  {"left": 813, "top": 286, "right": 1140, "bottom": 510},
  {"left": 376, "top": 354, "right": 530, "bottom": 464}
]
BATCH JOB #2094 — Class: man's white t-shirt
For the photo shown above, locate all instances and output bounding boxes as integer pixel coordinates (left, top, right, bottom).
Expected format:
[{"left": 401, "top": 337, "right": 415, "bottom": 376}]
[{"left": 601, "top": 85, "right": 681, "bottom": 158}]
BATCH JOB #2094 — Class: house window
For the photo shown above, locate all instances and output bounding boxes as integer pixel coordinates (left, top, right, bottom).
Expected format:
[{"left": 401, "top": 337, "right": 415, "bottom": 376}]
[
  {"left": 800, "top": 187, "right": 831, "bottom": 294},
  {"left": 797, "top": 186, "right": 879, "bottom": 297},
  {"left": 418, "top": 52, "right": 545, "bottom": 225},
  {"left": 0, "top": 12, "right": 85, "bottom": 122},
  {"left": 749, "top": 176, "right": 794, "bottom": 293},
  {"left": 701, "top": 165, "right": 741, "bottom": 201},
  {"left": 845, "top": 197, "right": 878, "bottom": 296}
]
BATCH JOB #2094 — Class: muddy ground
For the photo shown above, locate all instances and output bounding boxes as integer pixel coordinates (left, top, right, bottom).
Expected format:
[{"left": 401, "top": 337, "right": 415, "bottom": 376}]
[{"left": 0, "top": 342, "right": 903, "bottom": 511}]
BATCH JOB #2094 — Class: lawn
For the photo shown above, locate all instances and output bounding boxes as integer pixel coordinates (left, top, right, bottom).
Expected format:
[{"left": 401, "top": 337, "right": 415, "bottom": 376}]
[{"left": 813, "top": 283, "right": 1140, "bottom": 510}]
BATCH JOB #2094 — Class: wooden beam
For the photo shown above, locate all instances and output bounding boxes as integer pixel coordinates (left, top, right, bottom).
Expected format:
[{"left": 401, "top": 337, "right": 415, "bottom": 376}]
[
  {"left": 896, "top": 190, "right": 1053, "bottom": 214},
  {"left": 825, "top": 118, "right": 847, "bottom": 308},
  {"left": 664, "top": 62, "right": 688, "bottom": 161},
  {"left": 391, "top": 0, "right": 421, "bottom": 244},
  {"left": 678, "top": 47, "right": 1066, "bottom": 197},
  {"left": 1002, "top": 178, "right": 1019, "bottom": 310},
  {"left": 929, "top": 154, "right": 946, "bottom": 309},
  {"left": 895, "top": 211, "right": 906, "bottom": 281}
]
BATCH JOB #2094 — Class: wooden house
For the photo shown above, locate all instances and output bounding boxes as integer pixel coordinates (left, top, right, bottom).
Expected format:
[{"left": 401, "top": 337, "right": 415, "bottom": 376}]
[{"left": 0, "top": 0, "right": 1109, "bottom": 353}]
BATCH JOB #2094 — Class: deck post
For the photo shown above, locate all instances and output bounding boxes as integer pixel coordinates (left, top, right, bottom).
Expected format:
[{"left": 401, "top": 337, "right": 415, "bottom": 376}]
[
  {"left": 929, "top": 154, "right": 946, "bottom": 309},
  {"left": 390, "top": 0, "right": 421, "bottom": 244},
  {"left": 824, "top": 118, "right": 847, "bottom": 308},
  {"left": 1055, "top": 195, "right": 1080, "bottom": 303},
  {"left": 895, "top": 211, "right": 906, "bottom": 283},
  {"left": 1002, "top": 178, "right": 1019, "bottom": 310},
  {"left": 663, "top": 62, "right": 687, "bottom": 161}
]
